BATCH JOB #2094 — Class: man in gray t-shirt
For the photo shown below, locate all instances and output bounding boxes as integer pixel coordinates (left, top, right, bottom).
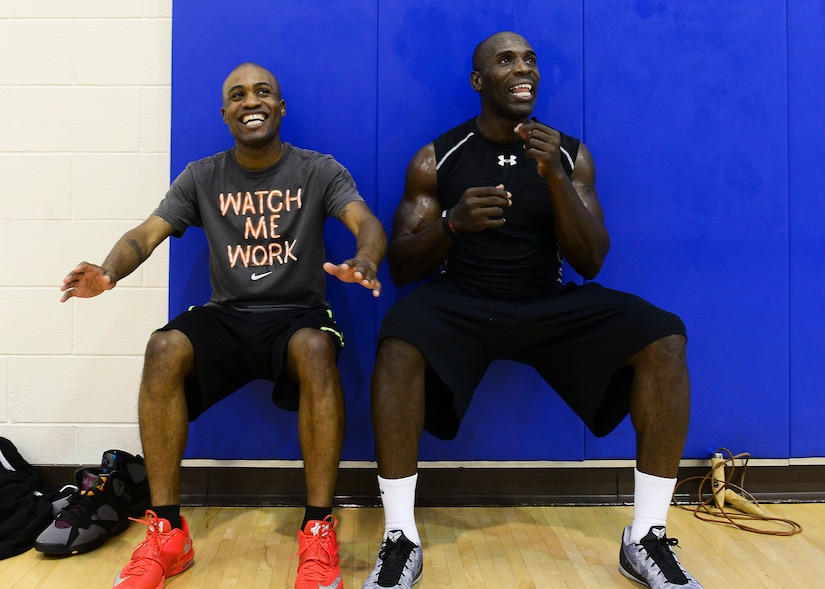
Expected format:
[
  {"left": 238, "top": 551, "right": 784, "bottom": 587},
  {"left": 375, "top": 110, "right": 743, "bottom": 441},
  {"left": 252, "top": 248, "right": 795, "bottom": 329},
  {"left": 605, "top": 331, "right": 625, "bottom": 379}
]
[{"left": 60, "top": 62, "right": 386, "bottom": 589}]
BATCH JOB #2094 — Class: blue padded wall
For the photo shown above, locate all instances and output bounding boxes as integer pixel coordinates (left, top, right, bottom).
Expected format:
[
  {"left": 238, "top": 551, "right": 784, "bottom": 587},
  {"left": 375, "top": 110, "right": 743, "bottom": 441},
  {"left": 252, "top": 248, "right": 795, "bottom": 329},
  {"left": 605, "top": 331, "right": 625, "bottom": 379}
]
[
  {"left": 583, "top": 1, "right": 790, "bottom": 459},
  {"left": 171, "top": 0, "right": 824, "bottom": 462},
  {"left": 788, "top": 1, "right": 825, "bottom": 458}
]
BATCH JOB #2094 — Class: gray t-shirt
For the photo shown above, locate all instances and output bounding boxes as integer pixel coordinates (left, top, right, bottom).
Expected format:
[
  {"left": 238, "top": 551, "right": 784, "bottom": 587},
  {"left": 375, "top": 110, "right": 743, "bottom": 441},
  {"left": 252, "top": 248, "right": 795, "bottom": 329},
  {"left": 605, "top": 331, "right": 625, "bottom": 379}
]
[{"left": 154, "top": 143, "right": 364, "bottom": 308}]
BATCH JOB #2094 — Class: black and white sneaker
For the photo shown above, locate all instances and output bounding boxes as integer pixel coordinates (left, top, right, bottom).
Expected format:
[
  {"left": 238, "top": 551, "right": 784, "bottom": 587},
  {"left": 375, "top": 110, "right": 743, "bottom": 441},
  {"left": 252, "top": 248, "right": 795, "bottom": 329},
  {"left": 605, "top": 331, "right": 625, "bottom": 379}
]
[
  {"left": 619, "top": 525, "right": 704, "bottom": 588},
  {"left": 362, "top": 530, "right": 423, "bottom": 589}
]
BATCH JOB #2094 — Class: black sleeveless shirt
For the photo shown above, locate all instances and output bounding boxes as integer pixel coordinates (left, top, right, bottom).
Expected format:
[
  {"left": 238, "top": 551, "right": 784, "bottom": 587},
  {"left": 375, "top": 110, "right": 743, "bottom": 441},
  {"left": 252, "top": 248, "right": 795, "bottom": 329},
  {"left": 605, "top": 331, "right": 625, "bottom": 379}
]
[{"left": 433, "top": 118, "right": 580, "bottom": 299}]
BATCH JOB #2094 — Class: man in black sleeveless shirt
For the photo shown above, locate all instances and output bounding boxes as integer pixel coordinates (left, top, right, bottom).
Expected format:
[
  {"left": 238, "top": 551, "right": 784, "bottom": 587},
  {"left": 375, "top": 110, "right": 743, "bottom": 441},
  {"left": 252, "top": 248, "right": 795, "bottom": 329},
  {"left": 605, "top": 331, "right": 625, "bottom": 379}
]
[{"left": 362, "top": 33, "right": 703, "bottom": 589}]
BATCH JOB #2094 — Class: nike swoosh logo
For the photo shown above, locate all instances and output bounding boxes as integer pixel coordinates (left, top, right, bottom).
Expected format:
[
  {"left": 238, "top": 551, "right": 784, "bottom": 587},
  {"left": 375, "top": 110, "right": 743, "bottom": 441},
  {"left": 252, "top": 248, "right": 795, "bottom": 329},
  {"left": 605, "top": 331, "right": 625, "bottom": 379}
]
[
  {"left": 113, "top": 572, "right": 129, "bottom": 587},
  {"left": 250, "top": 271, "right": 273, "bottom": 281},
  {"left": 319, "top": 576, "right": 342, "bottom": 589}
]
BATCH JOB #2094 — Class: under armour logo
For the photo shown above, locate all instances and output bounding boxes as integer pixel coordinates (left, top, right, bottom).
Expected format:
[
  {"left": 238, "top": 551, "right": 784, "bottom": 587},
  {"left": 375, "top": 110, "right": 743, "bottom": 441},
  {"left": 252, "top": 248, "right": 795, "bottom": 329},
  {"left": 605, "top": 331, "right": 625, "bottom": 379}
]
[{"left": 498, "top": 154, "right": 517, "bottom": 166}]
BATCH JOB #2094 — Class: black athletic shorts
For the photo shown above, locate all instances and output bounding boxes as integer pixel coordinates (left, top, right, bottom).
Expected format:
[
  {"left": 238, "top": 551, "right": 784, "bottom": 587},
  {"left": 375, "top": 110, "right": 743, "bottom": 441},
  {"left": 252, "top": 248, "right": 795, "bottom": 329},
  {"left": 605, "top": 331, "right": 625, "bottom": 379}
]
[
  {"left": 158, "top": 304, "right": 344, "bottom": 421},
  {"left": 378, "top": 276, "right": 686, "bottom": 440}
]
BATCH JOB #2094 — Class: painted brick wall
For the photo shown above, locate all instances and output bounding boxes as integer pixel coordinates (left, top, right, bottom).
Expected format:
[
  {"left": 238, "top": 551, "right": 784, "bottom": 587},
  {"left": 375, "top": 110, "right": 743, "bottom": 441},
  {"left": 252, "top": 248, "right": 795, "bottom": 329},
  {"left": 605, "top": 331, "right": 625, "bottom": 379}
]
[{"left": 0, "top": 1, "right": 172, "bottom": 465}]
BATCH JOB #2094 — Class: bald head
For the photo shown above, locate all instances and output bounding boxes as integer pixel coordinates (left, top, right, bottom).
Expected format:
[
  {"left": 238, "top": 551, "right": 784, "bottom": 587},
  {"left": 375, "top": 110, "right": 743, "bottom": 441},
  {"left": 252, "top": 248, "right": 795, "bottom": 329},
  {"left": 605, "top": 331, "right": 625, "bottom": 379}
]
[
  {"left": 222, "top": 62, "right": 281, "bottom": 105},
  {"left": 472, "top": 31, "right": 531, "bottom": 71}
]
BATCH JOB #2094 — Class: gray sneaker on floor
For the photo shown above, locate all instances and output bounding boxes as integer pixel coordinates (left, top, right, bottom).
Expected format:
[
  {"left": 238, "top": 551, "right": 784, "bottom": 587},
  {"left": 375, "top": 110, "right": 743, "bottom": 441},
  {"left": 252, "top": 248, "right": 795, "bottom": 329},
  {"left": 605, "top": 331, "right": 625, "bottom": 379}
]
[
  {"left": 34, "top": 449, "right": 149, "bottom": 556},
  {"left": 619, "top": 525, "right": 704, "bottom": 588},
  {"left": 362, "top": 530, "right": 423, "bottom": 588}
]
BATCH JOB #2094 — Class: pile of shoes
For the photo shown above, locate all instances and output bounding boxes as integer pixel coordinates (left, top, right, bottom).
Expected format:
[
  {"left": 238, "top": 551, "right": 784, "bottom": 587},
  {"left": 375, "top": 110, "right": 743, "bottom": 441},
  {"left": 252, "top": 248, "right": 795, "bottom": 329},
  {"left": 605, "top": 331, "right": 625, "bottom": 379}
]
[
  {"left": 0, "top": 438, "right": 74, "bottom": 560},
  {"left": 35, "top": 449, "right": 150, "bottom": 555}
]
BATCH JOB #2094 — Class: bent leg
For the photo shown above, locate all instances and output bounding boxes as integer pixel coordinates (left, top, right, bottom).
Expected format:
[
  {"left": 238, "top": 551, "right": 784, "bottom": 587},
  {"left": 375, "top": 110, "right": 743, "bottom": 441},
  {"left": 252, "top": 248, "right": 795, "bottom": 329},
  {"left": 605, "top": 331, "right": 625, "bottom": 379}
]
[
  {"left": 139, "top": 329, "right": 194, "bottom": 507},
  {"left": 371, "top": 337, "right": 427, "bottom": 479},
  {"left": 286, "top": 328, "right": 345, "bottom": 508},
  {"left": 624, "top": 335, "right": 703, "bottom": 589},
  {"left": 628, "top": 334, "right": 690, "bottom": 478},
  {"left": 626, "top": 334, "right": 690, "bottom": 544},
  {"left": 115, "top": 329, "right": 196, "bottom": 587},
  {"left": 363, "top": 337, "right": 427, "bottom": 588}
]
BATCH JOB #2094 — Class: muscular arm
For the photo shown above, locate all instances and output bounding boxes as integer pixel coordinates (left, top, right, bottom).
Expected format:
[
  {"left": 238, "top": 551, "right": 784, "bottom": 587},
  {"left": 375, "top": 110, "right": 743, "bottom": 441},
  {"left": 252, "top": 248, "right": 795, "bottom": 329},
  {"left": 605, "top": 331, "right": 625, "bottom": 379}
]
[
  {"left": 387, "top": 144, "right": 514, "bottom": 286},
  {"left": 323, "top": 200, "right": 387, "bottom": 297},
  {"left": 386, "top": 145, "right": 453, "bottom": 285},
  {"left": 517, "top": 122, "right": 610, "bottom": 279},
  {"left": 60, "top": 215, "right": 175, "bottom": 302}
]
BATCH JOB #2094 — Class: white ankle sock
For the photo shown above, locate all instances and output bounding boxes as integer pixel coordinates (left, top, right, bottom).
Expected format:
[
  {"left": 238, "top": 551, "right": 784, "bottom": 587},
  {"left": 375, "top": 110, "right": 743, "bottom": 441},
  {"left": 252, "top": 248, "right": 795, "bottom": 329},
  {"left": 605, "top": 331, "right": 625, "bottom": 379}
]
[
  {"left": 629, "top": 468, "right": 676, "bottom": 544},
  {"left": 378, "top": 473, "right": 420, "bottom": 545}
]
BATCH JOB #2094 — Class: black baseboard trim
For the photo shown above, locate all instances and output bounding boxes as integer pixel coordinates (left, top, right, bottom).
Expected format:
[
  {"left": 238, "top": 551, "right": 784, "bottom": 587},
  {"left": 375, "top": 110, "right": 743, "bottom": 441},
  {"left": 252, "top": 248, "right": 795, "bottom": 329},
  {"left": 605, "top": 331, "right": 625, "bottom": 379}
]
[{"left": 40, "top": 464, "right": 825, "bottom": 507}]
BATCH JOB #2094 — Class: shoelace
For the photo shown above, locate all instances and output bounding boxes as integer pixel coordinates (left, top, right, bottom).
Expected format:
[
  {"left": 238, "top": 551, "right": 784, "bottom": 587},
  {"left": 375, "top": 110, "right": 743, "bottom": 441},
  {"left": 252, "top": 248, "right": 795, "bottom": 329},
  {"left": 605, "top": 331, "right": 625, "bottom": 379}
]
[
  {"left": 121, "top": 511, "right": 168, "bottom": 574},
  {"left": 121, "top": 557, "right": 160, "bottom": 576},
  {"left": 296, "top": 525, "right": 335, "bottom": 582},
  {"left": 377, "top": 538, "right": 413, "bottom": 583},
  {"left": 54, "top": 489, "right": 99, "bottom": 527},
  {"left": 640, "top": 534, "right": 689, "bottom": 583}
]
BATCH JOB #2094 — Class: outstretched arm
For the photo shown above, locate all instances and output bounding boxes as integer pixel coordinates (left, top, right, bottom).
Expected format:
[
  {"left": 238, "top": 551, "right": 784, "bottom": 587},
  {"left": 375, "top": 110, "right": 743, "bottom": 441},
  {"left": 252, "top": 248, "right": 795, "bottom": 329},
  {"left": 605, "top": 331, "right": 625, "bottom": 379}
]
[
  {"left": 323, "top": 200, "right": 386, "bottom": 297},
  {"left": 515, "top": 122, "right": 610, "bottom": 279},
  {"left": 60, "top": 215, "right": 175, "bottom": 302}
]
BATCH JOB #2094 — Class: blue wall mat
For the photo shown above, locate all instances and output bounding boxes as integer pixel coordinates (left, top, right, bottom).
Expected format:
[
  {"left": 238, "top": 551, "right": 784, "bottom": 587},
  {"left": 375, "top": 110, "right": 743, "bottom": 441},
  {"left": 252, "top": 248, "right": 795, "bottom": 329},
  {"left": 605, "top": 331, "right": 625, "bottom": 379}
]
[
  {"left": 171, "top": 0, "right": 379, "bottom": 460},
  {"left": 582, "top": 1, "right": 790, "bottom": 460},
  {"left": 375, "top": 0, "right": 587, "bottom": 461},
  {"left": 788, "top": 2, "right": 825, "bottom": 458},
  {"left": 172, "top": 0, "right": 824, "bottom": 463}
]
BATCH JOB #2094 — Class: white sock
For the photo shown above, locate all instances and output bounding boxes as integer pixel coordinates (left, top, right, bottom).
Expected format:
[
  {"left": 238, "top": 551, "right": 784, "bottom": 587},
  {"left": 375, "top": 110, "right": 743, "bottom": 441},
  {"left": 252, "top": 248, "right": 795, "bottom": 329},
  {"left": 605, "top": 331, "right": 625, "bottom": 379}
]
[
  {"left": 629, "top": 468, "right": 676, "bottom": 544},
  {"left": 378, "top": 473, "right": 420, "bottom": 545}
]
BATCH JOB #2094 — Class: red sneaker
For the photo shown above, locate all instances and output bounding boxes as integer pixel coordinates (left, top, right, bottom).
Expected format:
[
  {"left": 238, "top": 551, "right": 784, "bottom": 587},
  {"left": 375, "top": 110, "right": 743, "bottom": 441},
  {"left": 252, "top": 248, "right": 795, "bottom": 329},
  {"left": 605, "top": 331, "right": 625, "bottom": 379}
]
[
  {"left": 112, "top": 510, "right": 195, "bottom": 589},
  {"left": 295, "top": 515, "right": 344, "bottom": 589}
]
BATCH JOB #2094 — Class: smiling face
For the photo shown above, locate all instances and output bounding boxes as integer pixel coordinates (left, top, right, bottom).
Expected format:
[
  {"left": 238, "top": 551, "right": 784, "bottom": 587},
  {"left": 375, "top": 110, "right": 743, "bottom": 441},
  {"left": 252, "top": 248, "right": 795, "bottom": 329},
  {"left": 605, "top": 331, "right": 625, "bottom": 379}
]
[
  {"left": 471, "top": 32, "right": 539, "bottom": 121},
  {"left": 221, "top": 63, "right": 285, "bottom": 149}
]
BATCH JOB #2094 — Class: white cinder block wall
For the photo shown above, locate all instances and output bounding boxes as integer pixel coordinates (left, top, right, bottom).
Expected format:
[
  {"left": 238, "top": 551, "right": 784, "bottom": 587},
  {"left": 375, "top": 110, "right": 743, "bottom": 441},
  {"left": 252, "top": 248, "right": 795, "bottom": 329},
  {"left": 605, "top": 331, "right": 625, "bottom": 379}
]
[{"left": 0, "top": 1, "right": 173, "bottom": 465}]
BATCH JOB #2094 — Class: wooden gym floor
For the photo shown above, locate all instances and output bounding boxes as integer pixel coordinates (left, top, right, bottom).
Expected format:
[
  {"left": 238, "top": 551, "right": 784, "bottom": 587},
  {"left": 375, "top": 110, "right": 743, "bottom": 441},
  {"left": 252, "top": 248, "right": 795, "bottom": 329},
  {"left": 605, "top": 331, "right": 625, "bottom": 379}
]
[{"left": 2, "top": 503, "right": 824, "bottom": 588}]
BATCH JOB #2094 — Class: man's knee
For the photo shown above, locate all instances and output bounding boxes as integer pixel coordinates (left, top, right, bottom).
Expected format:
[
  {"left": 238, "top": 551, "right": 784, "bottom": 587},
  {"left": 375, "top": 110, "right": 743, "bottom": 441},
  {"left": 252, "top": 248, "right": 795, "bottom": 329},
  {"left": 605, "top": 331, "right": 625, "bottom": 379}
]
[
  {"left": 288, "top": 329, "right": 340, "bottom": 386},
  {"left": 634, "top": 334, "right": 686, "bottom": 370},
  {"left": 654, "top": 334, "right": 687, "bottom": 365},
  {"left": 376, "top": 337, "right": 425, "bottom": 374},
  {"left": 138, "top": 331, "right": 194, "bottom": 412},
  {"left": 291, "top": 328, "right": 338, "bottom": 361},
  {"left": 145, "top": 329, "right": 195, "bottom": 372}
]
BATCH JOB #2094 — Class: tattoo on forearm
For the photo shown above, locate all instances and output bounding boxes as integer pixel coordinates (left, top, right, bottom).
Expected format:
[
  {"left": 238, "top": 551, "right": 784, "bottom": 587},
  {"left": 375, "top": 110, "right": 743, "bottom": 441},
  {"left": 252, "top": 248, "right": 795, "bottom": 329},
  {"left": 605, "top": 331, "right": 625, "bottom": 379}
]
[{"left": 127, "top": 238, "right": 147, "bottom": 263}]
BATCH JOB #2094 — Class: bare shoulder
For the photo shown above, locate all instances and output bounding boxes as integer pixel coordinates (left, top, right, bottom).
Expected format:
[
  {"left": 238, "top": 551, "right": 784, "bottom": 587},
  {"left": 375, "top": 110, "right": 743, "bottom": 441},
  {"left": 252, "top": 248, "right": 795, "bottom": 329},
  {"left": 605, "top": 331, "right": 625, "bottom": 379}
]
[
  {"left": 572, "top": 141, "right": 596, "bottom": 185},
  {"left": 393, "top": 143, "right": 441, "bottom": 236},
  {"left": 405, "top": 143, "right": 437, "bottom": 187}
]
